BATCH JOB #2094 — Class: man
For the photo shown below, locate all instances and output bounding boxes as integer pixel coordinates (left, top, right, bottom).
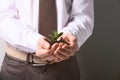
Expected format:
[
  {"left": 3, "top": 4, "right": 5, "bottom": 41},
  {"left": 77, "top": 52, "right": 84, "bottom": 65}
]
[{"left": 0, "top": 0, "right": 94, "bottom": 80}]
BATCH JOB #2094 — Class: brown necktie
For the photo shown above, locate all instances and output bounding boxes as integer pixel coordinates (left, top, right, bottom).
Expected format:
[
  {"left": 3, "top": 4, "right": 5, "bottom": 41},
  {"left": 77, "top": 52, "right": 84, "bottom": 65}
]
[{"left": 38, "top": 0, "right": 57, "bottom": 38}]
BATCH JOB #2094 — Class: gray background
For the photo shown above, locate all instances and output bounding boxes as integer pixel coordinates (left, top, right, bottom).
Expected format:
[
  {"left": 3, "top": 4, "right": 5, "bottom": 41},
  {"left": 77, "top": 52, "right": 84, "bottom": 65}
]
[
  {"left": 0, "top": 0, "right": 120, "bottom": 80},
  {"left": 78, "top": 0, "right": 120, "bottom": 80}
]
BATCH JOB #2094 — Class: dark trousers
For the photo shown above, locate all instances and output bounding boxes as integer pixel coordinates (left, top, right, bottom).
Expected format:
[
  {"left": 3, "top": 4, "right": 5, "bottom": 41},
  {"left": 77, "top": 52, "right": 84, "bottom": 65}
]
[{"left": 0, "top": 54, "right": 80, "bottom": 80}]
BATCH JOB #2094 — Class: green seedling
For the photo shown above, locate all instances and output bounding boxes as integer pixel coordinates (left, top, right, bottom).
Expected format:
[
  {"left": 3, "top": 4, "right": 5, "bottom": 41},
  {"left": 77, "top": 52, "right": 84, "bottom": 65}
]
[{"left": 48, "top": 31, "right": 69, "bottom": 46}]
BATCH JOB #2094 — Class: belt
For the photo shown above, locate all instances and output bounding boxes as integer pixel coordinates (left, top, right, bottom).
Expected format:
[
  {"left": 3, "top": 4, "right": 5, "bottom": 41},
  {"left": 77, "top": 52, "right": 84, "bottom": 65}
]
[{"left": 5, "top": 46, "right": 48, "bottom": 66}]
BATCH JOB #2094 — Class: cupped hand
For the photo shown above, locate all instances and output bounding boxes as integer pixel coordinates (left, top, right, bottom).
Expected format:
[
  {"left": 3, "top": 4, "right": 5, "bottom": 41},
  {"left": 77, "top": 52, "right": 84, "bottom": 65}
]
[
  {"left": 36, "top": 37, "right": 58, "bottom": 61},
  {"left": 54, "top": 33, "right": 78, "bottom": 62}
]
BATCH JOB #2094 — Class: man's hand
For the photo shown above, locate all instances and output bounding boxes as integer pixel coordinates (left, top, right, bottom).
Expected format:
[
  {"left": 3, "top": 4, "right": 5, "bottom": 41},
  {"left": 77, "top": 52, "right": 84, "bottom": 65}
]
[
  {"left": 36, "top": 37, "right": 58, "bottom": 61},
  {"left": 54, "top": 33, "right": 78, "bottom": 62}
]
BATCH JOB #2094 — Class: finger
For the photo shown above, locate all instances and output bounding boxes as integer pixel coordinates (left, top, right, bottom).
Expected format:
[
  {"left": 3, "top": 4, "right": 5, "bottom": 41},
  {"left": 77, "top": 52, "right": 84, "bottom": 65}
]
[
  {"left": 55, "top": 51, "right": 69, "bottom": 61},
  {"left": 40, "top": 54, "right": 56, "bottom": 61},
  {"left": 55, "top": 47, "right": 75, "bottom": 57},
  {"left": 38, "top": 38, "right": 50, "bottom": 49},
  {"left": 59, "top": 43, "right": 65, "bottom": 48},
  {"left": 36, "top": 48, "right": 52, "bottom": 58},
  {"left": 54, "top": 47, "right": 69, "bottom": 56},
  {"left": 55, "top": 56, "right": 69, "bottom": 62},
  {"left": 54, "top": 57, "right": 62, "bottom": 62},
  {"left": 51, "top": 43, "right": 59, "bottom": 51},
  {"left": 62, "top": 42, "right": 78, "bottom": 51}
]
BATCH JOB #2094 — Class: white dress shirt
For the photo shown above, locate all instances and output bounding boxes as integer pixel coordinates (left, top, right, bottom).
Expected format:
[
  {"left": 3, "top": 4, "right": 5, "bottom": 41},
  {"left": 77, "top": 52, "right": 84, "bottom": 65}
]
[{"left": 0, "top": 0, "right": 94, "bottom": 53}]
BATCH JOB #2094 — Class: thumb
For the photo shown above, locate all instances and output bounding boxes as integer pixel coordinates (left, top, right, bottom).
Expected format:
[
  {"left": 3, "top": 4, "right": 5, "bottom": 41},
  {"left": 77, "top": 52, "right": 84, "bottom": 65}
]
[{"left": 62, "top": 33, "right": 77, "bottom": 42}]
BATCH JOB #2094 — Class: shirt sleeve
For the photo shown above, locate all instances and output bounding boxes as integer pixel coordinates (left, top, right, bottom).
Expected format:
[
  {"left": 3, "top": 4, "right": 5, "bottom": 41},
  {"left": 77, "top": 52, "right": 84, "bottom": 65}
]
[
  {"left": 0, "top": 0, "right": 42, "bottom": 53},
  {"left": 62, "top": 0, "right": 94, "bottom": 51}
]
